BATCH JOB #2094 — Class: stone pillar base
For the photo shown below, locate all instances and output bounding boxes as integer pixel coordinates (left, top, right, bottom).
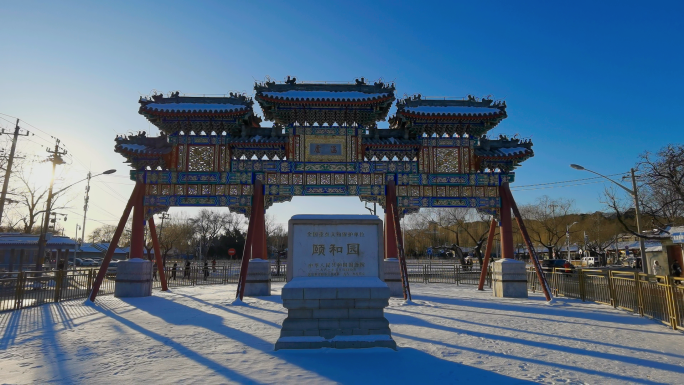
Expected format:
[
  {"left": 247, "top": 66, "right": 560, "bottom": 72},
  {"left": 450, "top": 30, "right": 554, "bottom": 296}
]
[
  {"left": 244, "top": 259, "right": 271, "bottom": 297},
  {"left": 275, "top": 277, "right": 396, "bottom": 350},
  {"left": 114, "top": 259, "right": 152, "bottom": 298},
  {"left": 383, "top": 258, "right": 403, "bottom": 297},
  {"left": 492, "top": 259, "right": 528, "bottom": 298}
]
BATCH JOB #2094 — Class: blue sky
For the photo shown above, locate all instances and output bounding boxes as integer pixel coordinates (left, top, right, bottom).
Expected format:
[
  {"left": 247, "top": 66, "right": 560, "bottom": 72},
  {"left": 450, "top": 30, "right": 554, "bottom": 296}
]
[{"left": 1, "top": 1, "right": 682, "bottom": 234}]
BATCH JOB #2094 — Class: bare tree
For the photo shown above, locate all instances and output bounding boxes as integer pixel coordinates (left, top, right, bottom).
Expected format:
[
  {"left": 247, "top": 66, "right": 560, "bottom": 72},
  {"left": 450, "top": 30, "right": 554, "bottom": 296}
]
[
  {"left": 266, "top": 215, "right": 287, "bottom": 254},
  {"left": 16, "top": 163, "right": 73, "bottom": 234},
  {"left": 158, "top": 214, "right": 194, "bottom": 264},
  {"left": 520, "top": 195, "right": 578, "bottom": 257},
  {"left": 604, "top": 144, "right": 684, "bottom": 237},
  {"left": 190, "top": 209, "right": 237, "bottom": 259},
  {"left": 418, "top": 208, "right": 493, "bottom": 262}
]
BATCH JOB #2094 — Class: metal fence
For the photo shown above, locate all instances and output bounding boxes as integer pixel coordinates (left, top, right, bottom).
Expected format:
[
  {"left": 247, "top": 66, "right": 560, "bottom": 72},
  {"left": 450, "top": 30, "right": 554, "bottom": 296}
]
[
  {"left": 1, "top": 261, "right": 289, "bottom": 312},
  {"left": 406, "top": 262, "right": 489, "bottom": 286},
  {"left": 529, "top": 268, "right": 684, "bottom": 330},
  {"left": 0, "top": 270, "right": 116, "bottom": 312}
]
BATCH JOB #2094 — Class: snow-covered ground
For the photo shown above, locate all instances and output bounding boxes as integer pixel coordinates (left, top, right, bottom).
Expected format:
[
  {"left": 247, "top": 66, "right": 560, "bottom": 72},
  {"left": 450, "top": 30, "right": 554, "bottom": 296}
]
[{"left": 1, "top": 283, "right": 682, "bottom": 384}]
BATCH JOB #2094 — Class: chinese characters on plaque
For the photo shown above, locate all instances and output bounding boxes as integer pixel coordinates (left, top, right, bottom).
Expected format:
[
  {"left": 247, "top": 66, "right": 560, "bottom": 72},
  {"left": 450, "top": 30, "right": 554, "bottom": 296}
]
[{"left": 293, "top": 223, "right": 378, "bottom": 279}]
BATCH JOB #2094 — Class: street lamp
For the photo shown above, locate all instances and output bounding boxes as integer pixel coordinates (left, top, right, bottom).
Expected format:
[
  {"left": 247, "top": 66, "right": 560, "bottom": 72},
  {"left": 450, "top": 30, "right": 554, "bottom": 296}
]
[
  {"left": 36, "top": 169, "right": 116, "bottom": 272},
  {"left": 79, "top": 169, "right": 116, "bottom": 262},
  {"left": 570, "top": 164, "right": 647, "bottom": 273},
  {"left": 566, "top": 221, "right": 578, "bottom": 261}
]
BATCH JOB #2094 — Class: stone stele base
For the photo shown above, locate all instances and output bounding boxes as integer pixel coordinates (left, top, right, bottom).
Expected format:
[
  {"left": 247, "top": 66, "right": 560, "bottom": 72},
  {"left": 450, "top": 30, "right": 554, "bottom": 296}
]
[
  {"left": 114, "top": 258, "right": 152, "bottom": 298},
  {"left": 244, "top": 259, "right": 271, "bottom": 297},
  {"left": 492, "top": 259, "right": 528, "bottom": 298},
  {"left": 275, "top": 277, "right": 397, "bottom": 350},
  {"left": 383, "top": 258, "right": 403, "bottom": 297}
]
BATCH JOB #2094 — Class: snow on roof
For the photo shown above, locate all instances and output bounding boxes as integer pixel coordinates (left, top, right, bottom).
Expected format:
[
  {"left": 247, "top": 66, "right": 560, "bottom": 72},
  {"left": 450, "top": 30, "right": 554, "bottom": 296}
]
[
  {"left": 119, "top": 144, "right": 147, "bottom": 151},
  {"left": 0, "top": 234, "right": 76, "bottom": 248},
  {"left": 291, "top": 214, "right": 380, "bottom": 221},
  {"left": 404, "top": 106, "right": 501, "bottom": 115},
  {"left": 143, "top": 103, "right": 246, "bottom": 112},
  {"left": 262, "top": 91, "right": 389, "bottom": 101},
  {"left": 497, "top": 147, "right": 531, "bottom": 155}
]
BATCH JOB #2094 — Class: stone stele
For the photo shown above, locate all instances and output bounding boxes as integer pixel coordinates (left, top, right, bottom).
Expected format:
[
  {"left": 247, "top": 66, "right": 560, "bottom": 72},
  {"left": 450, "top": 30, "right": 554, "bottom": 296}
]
[
  {"left": 492, "top": 258, "right": 528, "bottom": 298},
  {"left": 114, "top": 258, "right": 152, "bottom": 298},
  {"left": 275, "top": 215, "right": 396, "bottom": 350}
]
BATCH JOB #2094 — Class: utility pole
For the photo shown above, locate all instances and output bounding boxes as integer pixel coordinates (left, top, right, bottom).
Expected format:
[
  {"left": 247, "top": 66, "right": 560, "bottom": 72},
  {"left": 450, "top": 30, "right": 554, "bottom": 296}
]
[
  {"left": 631, "top": 168, "right": 648, "bottom": 274},
  {"left": 0, "top": 119, "right": 29, "bottom": 226},
  {"left": 35, "top": 139, "right": 67, "bottom": 272},
  {"left": 79, "top": 171, "right": 92, "bottom": 262}
]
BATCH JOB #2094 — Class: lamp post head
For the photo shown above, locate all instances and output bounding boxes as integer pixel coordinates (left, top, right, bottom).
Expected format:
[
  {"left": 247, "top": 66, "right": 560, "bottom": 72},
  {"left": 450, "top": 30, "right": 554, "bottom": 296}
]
[
  {"left": 102, "top": 169, "right": 116, "bottom": 175},
  {"left": 570, "top": 164, "right": 585, "bottom": 170}
]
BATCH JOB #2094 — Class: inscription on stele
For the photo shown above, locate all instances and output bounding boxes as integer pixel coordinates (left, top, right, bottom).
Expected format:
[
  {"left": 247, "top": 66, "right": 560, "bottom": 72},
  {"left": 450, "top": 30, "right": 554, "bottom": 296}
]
[{"left": 292, "top": 224, "right": 378, "bottom": 278}]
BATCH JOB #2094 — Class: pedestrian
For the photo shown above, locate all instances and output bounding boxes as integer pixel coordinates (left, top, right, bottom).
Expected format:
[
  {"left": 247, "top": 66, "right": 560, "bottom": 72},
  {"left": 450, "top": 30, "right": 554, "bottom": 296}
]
[
  {"left": 203, "top": 261, "right": 209, "bottom": 280},
  {"left": 212, "top": 258, "right": 217, "bottom": 273},
  {"left": 184, "top": 260, "right": 191, "bottom": 279},
  {"left": 672, "top": 260, "right": 682, "bottom": 277},
  {"left": 171, "top": 263, "right": 177, "bottom": 280},
  {"left": 653, "top": 260, "right": 663, "bottom": 282},
  {"left": 563, "top": 260, "right": 573, "bottom": 274}
]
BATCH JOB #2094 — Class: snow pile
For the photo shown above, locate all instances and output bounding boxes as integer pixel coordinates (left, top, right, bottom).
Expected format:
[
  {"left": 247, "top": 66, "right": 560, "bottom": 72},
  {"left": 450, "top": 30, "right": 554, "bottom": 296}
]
[{"left": 1, "top": 283, "right": 682, "bottom": 384}]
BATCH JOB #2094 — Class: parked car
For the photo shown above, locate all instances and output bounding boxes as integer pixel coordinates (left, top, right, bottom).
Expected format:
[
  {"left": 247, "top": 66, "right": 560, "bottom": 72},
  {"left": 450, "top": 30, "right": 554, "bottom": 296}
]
[
  {"left": 581, "top": 256, "right": 597, "bottom": 267},
  {"left": 74, "top": 258, "right": 84, "bottom": 266},
  {"left": 82, "top": 259, "right": 98, "bottom": 267},
  {"left": 107, "top": 261, "right": 119, "bottom": 273},
  {"left": 540, "top": 259, "right": 575, "bottom": 272}
]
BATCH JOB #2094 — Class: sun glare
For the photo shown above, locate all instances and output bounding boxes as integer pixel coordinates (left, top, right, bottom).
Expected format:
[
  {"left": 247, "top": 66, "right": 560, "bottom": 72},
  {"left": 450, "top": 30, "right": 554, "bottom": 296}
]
[{"left": 29, "top": 162, "right": 57, "bottom": 190}]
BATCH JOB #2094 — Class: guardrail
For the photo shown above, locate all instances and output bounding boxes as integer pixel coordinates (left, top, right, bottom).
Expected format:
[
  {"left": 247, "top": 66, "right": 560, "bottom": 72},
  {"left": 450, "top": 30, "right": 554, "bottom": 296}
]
[
  {"left": 406, "top": 263, "right": 489, "bottom": 286},
  {"left": 529, "top": 268, "right": 684, "bottom": 330},
  {"left": 1, "top": 262, "right": 289, "bottom": 312}
]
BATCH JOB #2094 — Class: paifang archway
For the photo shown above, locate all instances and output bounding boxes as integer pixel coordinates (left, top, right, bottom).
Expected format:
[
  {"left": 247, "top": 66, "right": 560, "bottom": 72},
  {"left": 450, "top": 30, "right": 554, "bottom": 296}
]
[{"left": 89, "top": 78, "right": 551, "bottom": 302}]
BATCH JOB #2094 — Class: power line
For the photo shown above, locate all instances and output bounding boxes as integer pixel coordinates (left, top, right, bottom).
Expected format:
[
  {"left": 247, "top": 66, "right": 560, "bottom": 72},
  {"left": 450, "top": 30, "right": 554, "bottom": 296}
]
[
  {"left": 511, "top": 172, "right": 629, "bottom": 189},
  {"left": 511, "top": 180, "right": 612, "bottom": 191}
]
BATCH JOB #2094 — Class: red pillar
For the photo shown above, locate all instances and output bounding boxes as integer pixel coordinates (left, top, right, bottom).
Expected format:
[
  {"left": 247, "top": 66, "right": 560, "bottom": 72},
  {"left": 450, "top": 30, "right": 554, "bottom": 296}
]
[
  {"left": 384, "top": 180, "right": 399, "bottom": 260},
  {"left": 499, "top": 183, "right": 514, "bottom": 259},
  {"left": 129, "top": 186, "right": 145, "bottom": 259},
  {"left": 251, "top": 181, "right": 266, "bottom": 260}
]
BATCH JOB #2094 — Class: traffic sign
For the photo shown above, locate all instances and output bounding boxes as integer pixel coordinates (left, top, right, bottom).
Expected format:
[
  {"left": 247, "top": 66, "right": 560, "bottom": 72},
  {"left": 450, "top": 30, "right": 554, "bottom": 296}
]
[
  {"left": 228, "top": 248, "right": 237, "bottom": 256},
  {"left": 427, "top": 247, "right": 433, "bottom": 256}
]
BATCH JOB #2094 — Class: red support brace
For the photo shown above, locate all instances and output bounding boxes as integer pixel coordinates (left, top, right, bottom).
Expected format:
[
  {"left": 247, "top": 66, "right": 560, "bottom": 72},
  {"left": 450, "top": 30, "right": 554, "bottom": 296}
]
[
  {"left": 148, "top": 217, "right": 168, "bottom": 291},
  {"left": 89, "top": 183, "right": 142, "bottom": 302},
  {"left": 236, "top": 179, "right": 263, "bottom": 300},
  {"left": 477, "top": 217, "right": 497, "bottom": 291},
  {"left": 502, "top": 184, "right": 553, "bottom": 301}
]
